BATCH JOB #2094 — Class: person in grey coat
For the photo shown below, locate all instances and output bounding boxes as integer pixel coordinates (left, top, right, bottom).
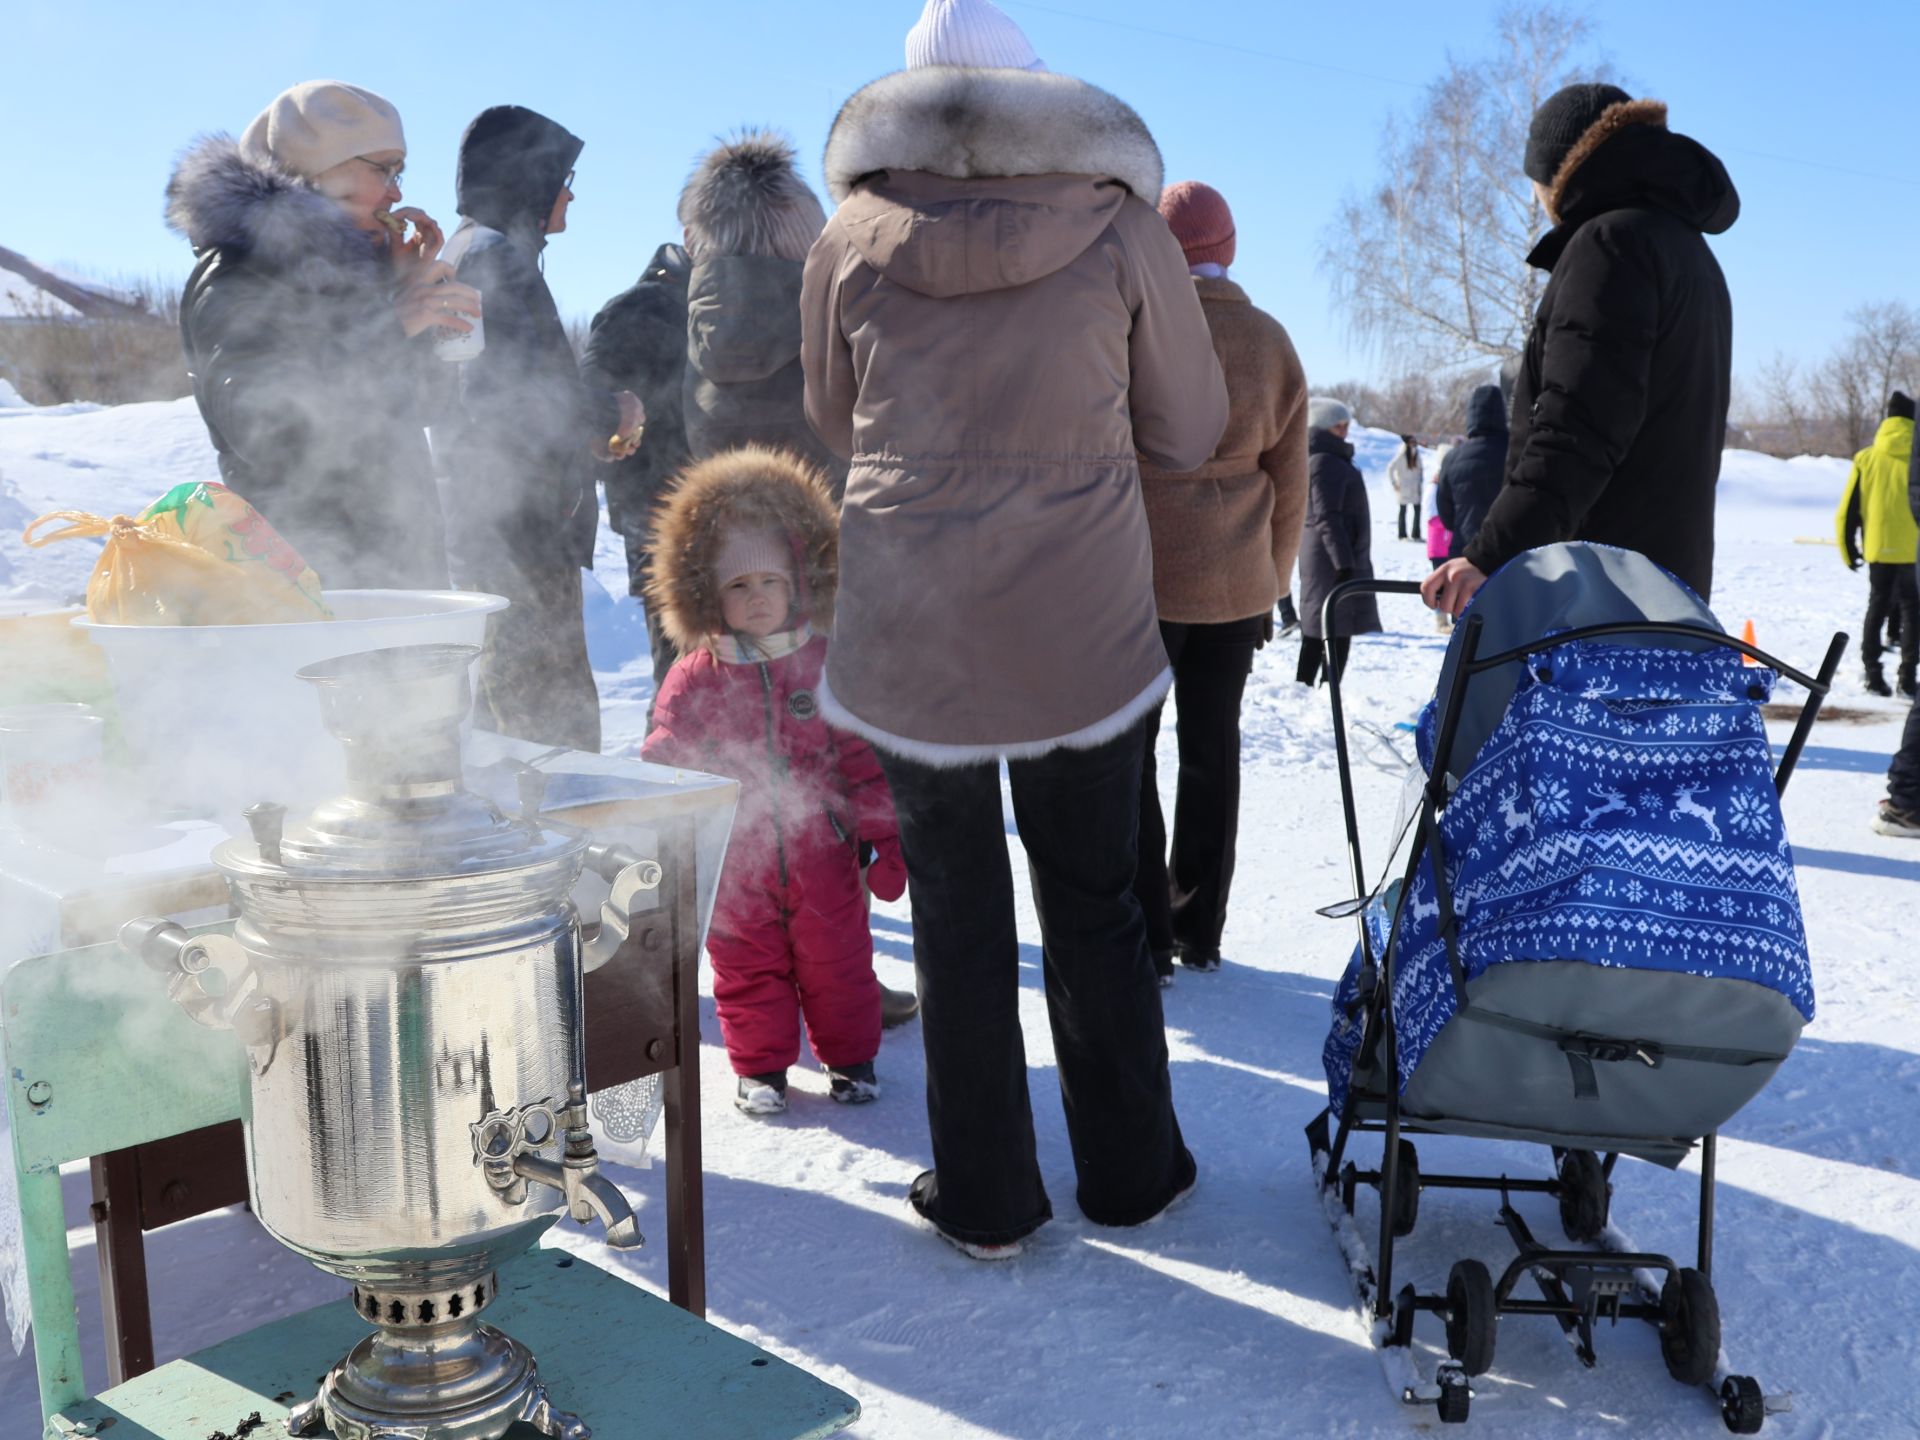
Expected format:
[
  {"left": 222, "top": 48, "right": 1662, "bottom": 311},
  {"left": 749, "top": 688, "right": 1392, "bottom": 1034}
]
[
  {"left": 1297, "top": 397, "right": 1381, "bottom": 685},
  {"left": 679, "top": 130, "right": 846, "bottom": 494}
]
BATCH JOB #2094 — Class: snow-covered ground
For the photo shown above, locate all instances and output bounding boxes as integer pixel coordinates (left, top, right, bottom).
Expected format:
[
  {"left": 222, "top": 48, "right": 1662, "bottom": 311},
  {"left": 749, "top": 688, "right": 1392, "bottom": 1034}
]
[{"left": 1, "top": 389, "right": 1915, "bottom": 1436}]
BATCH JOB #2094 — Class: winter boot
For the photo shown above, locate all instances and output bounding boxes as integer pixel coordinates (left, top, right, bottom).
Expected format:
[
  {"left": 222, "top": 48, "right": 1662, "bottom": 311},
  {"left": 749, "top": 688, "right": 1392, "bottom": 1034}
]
[
  {"left": 880, "top": 983, "right": 920, "bottom": 1028},
  {"left": 1899, "top": 666, "right": 1917, "bottom": 701},
  {"left": 1151, "top": 949, "right": 1175, "bottom": 989},
  {"left": 1875, "top": 800, "right": 1920, "bottom": 838},
  {"left": 828, "top": 1060, "right": 880, "bottom": 1105},
  {"left": 734, "top": 1071, "right": 788, "bottom": 1116},
  {"left": 1276, "top": 595, "right": 1300, "bottom": 639},
  {"left": 1865, "top": 665, "right": 1893, "bottom": 698},
  {"left": 909, "top": 1170, "right": 1027, "bottom": 1260},
  {"left": 1175, "top": 942, "right": 1221, "bottom": 974}
]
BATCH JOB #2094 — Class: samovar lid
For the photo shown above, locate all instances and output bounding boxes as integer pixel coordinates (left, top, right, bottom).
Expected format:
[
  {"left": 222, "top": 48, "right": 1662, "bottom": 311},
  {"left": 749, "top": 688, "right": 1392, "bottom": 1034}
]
[{"left": 220, "top": 644, "right": 584, "bottom": 880}]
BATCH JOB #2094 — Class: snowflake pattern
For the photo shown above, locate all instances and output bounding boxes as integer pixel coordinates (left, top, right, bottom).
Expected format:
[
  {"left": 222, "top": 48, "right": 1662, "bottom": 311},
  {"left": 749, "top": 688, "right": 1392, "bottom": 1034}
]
[
  {"left": 1727, "top": 788, "right": 1773, "bottom": 838},
  {"left": 1328, "top": 639, "right": 1813, "bottom": 1114}
]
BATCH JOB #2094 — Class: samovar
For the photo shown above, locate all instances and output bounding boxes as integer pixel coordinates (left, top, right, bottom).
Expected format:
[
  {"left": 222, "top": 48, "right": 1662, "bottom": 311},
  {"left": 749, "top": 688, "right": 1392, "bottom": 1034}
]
[{"left": 122, "top": 643, "right": 663, "bottom": 1440}]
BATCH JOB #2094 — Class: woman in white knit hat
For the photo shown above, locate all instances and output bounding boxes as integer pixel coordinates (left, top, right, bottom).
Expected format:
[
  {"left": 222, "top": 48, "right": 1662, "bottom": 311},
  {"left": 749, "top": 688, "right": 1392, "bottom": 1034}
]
[{"left": 165, "top": 80, "right": 480, "bottom": 588}]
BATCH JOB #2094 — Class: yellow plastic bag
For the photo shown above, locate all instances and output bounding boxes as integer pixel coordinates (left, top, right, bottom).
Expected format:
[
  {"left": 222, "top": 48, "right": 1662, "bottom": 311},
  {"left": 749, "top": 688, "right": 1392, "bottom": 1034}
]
[{"left": 24, "top": 482, "right": 333, "bottom": 625}]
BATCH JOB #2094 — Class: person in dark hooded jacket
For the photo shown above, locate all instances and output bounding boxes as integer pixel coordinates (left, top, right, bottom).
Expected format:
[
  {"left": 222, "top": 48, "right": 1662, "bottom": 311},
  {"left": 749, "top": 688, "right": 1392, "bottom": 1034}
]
[
  {"left": 1296, "top": 397, "right": 1380, "bottom": 686},
  {"left": 1434, "top": 383, "right": 1509, "bottom": 560},
  {"left": 437, "top": 104, "right": 643, "bottom": 752},
  {"left": 677, "top": 130, "right": 845, "bottom": 493},
  {"left": 581, "top": 242, "right": 695, "bottom": 711},
  {"left": 166, "top": 81, "right": 478, "bottom": 589},
  {"left": 1425, "top": 85, "right": 1738, "bottom": 614}
]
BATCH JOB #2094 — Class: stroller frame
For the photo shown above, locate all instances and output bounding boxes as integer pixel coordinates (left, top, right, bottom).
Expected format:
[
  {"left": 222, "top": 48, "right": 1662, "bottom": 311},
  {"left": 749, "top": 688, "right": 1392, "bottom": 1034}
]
[{"left": 1305, "top": 577, "right": 1845, "bottom": 1430}]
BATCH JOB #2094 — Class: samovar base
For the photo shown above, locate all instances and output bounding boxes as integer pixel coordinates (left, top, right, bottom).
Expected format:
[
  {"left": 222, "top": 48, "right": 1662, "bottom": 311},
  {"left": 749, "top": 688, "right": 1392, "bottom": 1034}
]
[{"left": 286, "top": 1274, "right": 588, "bottom": 1440}]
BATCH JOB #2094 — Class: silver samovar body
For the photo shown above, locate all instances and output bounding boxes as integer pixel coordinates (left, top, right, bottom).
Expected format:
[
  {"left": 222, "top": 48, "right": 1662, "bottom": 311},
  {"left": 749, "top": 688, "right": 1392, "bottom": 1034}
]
[{"left": 124, "top": 644, "right": 654, "bottom": 1440}]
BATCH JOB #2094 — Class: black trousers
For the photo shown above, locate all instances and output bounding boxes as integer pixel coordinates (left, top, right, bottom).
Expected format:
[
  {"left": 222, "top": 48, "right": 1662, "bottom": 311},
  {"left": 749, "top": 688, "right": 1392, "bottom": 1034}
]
[
  {"left": 1890, "top": 695, "right": 1920, "bottom": 813},
  {"left": 462, "top": 559, "right": 601, "bottom": 753},
  {"left": 1296, "top": 635, "right": 1352, "bottom": 687},
  {"left": 1133, "top": 616, "right": 1263, "bottom": 963},
  {"left": 1863, "top": 562, "right": 1918, "bottom": 680},
  {"left": 1397, "top": 501, "right": 1421, "bottom": 540},
  {"left": 879, "top": 722, "right": 1195, "bottom": 1245},
  {"left": 626, "top": 530, "right": 681, "bottom": 730}
]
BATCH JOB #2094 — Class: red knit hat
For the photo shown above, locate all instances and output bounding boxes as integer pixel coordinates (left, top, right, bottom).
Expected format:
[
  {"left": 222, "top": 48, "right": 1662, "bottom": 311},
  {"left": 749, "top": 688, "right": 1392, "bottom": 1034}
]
[{"left": 1159, "top": 180, "right": 1235, "bottom": 268}]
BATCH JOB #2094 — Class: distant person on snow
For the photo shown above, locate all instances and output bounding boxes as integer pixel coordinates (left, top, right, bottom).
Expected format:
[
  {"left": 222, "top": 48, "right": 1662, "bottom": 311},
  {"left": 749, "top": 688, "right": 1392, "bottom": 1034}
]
[
  {"left": 1876, "top": 408, "right": 1920, "bottom": 838},
  {"left": 1434, "top": 383, "right": 1510, "bottom": 564},
  {"left": 166, "top": 80, "right": 476, "bottom": 588},
  {"left": 1424, "top": 468, "right": 1453, "bottom": 632},
  {"left": 1133, "top": 179, "right": 1308, "bottom": 984},
  {"left": 1389, "top": 433, "right": 1423, "bottom": 540},
  {"left": 437, "top": 105, "right": 645, "bottom": 754},
  {"left": 802, "top": 0, "right": 1225, "bottom": 1260},
  {"left": 1296, "top": 397, "right": 1380, "bottom": 687},
  {"left": 641, "top": 447, "right": 902, "bottom": 1114},
  {"left": 1424, "top": 84, "right": 1739, "bottom": 614},
  {"left": 1836, "top": 390, "right": 1917, "bottom": 698}
]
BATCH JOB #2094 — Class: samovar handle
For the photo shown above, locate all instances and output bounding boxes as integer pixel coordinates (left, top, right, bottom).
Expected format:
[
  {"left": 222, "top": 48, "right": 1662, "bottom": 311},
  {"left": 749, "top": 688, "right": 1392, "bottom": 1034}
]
[
  {"left": 119, "top": 918, "right": 282, "bottom": 1074},
  {"left": 579, "top": 842, "right": 664, "bottom": 975}
]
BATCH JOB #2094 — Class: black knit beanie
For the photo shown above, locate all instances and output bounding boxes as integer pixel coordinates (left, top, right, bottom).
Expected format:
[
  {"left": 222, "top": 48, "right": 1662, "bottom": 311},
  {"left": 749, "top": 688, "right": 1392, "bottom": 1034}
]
[
  {"left": 1524, "top": 82, "right": 1634, "bottom": 184},
  {"left": 1891, "top": 391, "right": 1917, "bottom": 422}
]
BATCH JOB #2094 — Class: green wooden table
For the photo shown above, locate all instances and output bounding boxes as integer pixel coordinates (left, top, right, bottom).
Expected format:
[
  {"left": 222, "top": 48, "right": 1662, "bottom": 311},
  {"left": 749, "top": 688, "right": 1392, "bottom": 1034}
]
[{"left": 45, "top": 1251, "right": 859, "bottom": 1440}]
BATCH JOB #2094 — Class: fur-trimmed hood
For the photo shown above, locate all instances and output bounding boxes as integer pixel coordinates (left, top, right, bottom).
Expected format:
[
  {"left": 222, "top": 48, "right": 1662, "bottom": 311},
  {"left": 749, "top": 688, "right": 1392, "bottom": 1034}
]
[
  {"left": 165, "top": 133, "right": 373, "bottom": 269},
  {"left": 645, "top": 445, "right": 840, "bottom": 653},
  {"left": 1532, "top": 99, "right": 1738, "bottom": 270},
  {"left": 822, "top": 67, "right": 1163, "bottom": 206}
]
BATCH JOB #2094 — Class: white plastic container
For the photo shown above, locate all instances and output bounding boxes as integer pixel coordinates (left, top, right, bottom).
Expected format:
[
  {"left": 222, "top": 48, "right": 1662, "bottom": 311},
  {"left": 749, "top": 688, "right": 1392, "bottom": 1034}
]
[{"left": 76, "top": 590, "right": 508, "bottom": 820}]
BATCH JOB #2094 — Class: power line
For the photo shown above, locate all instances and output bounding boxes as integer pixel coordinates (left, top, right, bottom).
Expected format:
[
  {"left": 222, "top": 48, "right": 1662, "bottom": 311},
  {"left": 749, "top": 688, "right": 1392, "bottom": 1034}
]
[{"left": 1003, "top": 1, "right": 1920, "bottom": 192}]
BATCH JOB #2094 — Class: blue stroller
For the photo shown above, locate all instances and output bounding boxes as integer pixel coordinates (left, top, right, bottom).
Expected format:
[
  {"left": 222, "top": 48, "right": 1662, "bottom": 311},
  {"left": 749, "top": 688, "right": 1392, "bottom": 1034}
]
[{"left": 1304, "top": 544, "right": 1845, "bottom": 1430}]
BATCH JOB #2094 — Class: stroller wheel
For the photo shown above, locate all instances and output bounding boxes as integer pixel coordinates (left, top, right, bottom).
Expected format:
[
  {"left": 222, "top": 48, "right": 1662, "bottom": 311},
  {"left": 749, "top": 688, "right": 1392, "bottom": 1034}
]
[
  {"left": 1444, "top": 1259, "right": 1498, "bottom": 1376},
  {"left": 1719, "top": 1374, "right": 1764, "bottom": 1433},
  {"left": 1557, "top": 1149, "right": 1611, "bottom": 1243},
  {"left": 1658, "top": 1268, "right": 1721, "bottom": 1387},
  {"left": 1435, "top": 1365, "right": 1471, "bottom": 1424},
  {"left": 1390, "top": 1141, "right": 1421, "bottom": 1238}
]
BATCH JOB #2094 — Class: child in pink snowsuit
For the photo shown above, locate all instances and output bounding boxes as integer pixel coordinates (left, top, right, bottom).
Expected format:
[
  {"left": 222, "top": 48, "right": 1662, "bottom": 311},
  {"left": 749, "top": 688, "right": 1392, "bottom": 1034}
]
[{"left": 642, "top": 446, "right": 903, "bottom": 1116}]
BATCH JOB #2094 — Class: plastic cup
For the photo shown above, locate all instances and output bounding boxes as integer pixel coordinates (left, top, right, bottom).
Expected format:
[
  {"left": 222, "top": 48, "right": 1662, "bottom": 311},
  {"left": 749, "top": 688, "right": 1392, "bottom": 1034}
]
[
  {"left": 435, "top": 290, "right": 485, "bottom": 363},
  {"left": 0, "top": 702, "right": 106, "bottom": 831}
]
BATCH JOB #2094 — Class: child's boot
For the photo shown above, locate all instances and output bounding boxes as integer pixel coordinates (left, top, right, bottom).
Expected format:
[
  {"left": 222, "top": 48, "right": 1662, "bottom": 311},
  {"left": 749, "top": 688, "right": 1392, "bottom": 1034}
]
[
  {"left": 734, "top": 1071, "right": 789, "bottom": 1116},
  {"left": 828, "top": 1061, "right": 880, "bottom": 1105}
]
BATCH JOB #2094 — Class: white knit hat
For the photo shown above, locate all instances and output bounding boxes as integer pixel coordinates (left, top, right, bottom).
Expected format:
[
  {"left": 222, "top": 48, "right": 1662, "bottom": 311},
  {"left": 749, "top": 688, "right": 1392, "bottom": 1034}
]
[
  {"left": 1307, "top": 396, "right": 1354, "bottom": 430},
  {"left": 239, "top": 80, "right": 405, "bottom": 181},
  {"left": 715, "top": 528, "right": 794, "bottom": 589},
  {"left": 905, "top": 0, "right": 1047, "bottom": 71}
]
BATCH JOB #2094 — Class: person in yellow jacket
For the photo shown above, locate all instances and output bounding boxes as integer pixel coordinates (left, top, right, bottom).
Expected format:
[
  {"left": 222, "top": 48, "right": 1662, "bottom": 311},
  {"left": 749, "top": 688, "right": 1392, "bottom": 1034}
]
[{"left": 1837, "top": 391, "right": 1917, "bottom": 697}]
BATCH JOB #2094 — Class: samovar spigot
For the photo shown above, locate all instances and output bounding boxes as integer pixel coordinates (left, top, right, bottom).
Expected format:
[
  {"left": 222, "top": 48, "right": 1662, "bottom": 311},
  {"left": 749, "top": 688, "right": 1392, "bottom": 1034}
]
[{"left": 474, "top": 1083, "right": 643, "bottom": 1251}]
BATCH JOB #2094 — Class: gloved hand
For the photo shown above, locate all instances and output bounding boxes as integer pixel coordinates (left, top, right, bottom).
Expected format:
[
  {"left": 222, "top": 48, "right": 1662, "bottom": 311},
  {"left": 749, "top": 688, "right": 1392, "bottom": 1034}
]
[
  {"left": 1256, "top": 611, "right": 1275, "bottom": 649},
  {"left": 1336, "top": 567, "right": 1355, "bottom": 583},
  {"left": 865, "top": 838, "right": 908, "bottom": 902}
]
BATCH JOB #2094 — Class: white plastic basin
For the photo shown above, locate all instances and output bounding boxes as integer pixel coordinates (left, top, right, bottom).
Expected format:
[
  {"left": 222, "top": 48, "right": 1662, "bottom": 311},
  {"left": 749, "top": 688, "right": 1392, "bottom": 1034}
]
[{"left": 76, "top": 590, "right": 508, "bottom": 819}]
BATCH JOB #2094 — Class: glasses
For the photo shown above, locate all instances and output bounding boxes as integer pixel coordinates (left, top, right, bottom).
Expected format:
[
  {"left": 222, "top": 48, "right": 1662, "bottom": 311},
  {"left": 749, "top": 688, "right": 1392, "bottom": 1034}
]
[
  {"left": 354, "top": 156, "right": 405, "bottom": 186},
  {"left": 562, "top": 168, "right": 576, "bottom": 193}
]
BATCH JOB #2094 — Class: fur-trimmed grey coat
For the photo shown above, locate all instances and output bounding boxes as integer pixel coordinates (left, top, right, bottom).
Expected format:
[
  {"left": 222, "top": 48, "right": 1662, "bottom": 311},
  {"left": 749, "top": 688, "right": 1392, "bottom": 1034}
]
[
  {"left": 165, "top": 136, "right": 449, "bottom": 589},
  {"left": 801, "top": 67, "right": 1227, "bottom": 761}
]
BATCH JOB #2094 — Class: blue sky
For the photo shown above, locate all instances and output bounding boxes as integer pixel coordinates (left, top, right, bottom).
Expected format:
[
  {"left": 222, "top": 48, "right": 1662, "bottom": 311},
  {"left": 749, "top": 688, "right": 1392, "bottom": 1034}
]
[{"left": 6, "top": 0, "right": 1916, "bottom": 402}]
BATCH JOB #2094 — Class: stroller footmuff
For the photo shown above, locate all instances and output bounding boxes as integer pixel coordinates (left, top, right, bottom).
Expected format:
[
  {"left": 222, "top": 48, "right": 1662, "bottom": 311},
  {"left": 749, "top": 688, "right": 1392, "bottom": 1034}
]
[{"left": 1305, "top": 544, "right": 1845, "bottom": 1431}]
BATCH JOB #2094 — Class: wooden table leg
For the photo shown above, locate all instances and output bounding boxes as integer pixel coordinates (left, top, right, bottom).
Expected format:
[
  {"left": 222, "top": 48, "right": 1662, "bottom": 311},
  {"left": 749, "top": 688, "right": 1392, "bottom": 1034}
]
[
  {"left": 89, "top": 1149, "right": 156, "bottom": 1385},
  {"left": 666, "top": 817, "right": 706, "bottom": 1319}
]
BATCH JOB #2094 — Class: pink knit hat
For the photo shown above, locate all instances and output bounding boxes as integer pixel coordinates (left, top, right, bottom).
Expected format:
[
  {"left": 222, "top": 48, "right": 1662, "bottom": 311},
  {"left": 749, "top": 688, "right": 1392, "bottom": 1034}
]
[
  {"left": 715, "top": 527, "right": 792, "bottom": 588},
  {"left": 1159, "top": 180, "right": 1236, "bottom": 269}
]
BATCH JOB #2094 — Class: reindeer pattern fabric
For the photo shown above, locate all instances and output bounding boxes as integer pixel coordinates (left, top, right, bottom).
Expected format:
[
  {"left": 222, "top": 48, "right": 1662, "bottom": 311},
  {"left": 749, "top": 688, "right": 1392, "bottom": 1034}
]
[{"left": 1325, "top": 640, "right": 1815, "bottom": 1109}]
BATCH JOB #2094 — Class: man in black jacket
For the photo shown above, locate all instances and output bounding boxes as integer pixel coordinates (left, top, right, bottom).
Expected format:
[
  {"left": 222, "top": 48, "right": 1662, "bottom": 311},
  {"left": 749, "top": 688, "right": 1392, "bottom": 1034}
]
[
  {"left": 1424, "top": 84, "right": 1738, "bottom": 615},
  {"left": 1881, "top": 425, "right": 1920, "bottom": 837},
  {"left": 581, "top": 243, "right": 694, "bottom": 710},
  {"left": 438, "top": 105, "right": 641, "bottom": 752},
  {"left": 1434, "top": 383, "right": 1509, "bottom": 560}
]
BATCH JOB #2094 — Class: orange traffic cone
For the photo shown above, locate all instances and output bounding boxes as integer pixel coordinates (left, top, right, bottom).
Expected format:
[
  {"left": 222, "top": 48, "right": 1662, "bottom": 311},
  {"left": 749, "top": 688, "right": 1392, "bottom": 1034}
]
[{"left": 1740, "top": 618, "right": 1759, "bottom": 665}]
